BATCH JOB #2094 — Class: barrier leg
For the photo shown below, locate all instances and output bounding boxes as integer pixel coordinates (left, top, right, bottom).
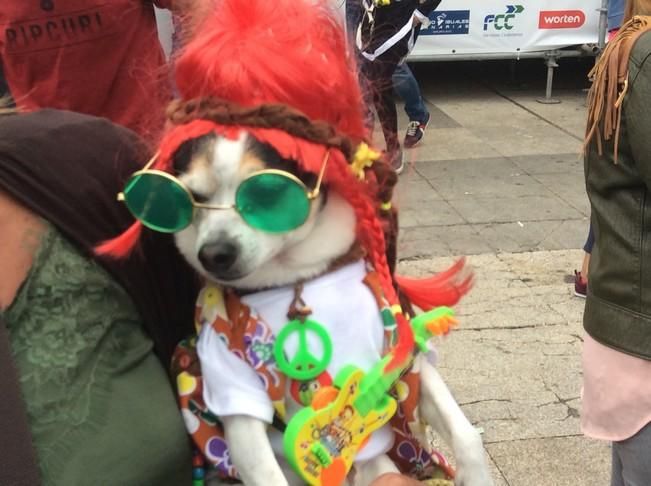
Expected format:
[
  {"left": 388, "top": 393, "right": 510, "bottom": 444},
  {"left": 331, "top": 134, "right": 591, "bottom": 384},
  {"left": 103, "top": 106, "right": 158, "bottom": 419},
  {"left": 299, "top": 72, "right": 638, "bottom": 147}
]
[{"left": 536, "top": 55, "right": 561, "bottom": 105}]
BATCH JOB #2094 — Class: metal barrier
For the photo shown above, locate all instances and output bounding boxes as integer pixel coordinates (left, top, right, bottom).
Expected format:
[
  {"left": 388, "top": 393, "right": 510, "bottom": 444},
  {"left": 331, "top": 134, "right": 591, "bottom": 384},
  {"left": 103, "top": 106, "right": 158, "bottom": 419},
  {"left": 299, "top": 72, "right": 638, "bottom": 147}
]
[{"left": 406, "top": 0, "right": 609, "bottom": 104}]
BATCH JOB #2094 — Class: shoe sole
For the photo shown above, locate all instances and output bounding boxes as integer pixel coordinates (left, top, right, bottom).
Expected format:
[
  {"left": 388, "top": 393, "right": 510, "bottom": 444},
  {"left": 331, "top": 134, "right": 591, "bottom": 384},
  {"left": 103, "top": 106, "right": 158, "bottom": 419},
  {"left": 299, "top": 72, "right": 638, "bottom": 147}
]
[
  {"left": 393, "top": 153, "right": 405, "bottom": 174},
  {"left": 573, "top": 290, "right": 586, "bottom": 299},
  {"left": 404, "top": 114, "right": 431, "bottom": 149}
]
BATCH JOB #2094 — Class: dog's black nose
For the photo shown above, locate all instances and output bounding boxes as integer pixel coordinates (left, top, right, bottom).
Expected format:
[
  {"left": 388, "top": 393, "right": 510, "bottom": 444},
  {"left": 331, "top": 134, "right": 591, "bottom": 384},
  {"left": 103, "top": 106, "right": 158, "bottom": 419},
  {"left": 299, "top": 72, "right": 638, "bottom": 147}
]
[{"left": 198, "top": 241, "right": 239, "bottom": 274}]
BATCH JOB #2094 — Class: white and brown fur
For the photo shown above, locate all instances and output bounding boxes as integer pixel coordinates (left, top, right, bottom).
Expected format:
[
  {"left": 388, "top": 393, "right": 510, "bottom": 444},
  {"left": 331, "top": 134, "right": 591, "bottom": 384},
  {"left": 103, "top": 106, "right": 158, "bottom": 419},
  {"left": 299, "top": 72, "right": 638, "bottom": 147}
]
[{"left": 173, "top": 132, "right": 493, "bottom": 486}]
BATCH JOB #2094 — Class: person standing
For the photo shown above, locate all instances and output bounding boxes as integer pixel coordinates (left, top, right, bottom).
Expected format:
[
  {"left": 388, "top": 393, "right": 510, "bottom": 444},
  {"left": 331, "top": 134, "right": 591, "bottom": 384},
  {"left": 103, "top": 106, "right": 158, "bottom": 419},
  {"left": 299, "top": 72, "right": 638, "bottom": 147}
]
[
  {"left": 582, "top": 2, "right": 651, "bottom": 484},
  {"left": 354, "top": 0, "right": 440, "bottom": 173},
  {"left": 346, "top": 1, "right": 433, "bottom": 151},
  {"left": 0, "top": 108, "right": 200, "bottom": 485},
  {"left": 0, "top": 0, "right": 197, "bottom": 140}
]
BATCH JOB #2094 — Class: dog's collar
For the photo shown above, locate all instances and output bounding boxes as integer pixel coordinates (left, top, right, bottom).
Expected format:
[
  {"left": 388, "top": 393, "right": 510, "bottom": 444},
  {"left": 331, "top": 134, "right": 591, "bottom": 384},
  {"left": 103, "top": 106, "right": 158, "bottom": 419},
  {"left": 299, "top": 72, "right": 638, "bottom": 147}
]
[{"left": 232, "top": 242, "right": 365, "bottom": 298}]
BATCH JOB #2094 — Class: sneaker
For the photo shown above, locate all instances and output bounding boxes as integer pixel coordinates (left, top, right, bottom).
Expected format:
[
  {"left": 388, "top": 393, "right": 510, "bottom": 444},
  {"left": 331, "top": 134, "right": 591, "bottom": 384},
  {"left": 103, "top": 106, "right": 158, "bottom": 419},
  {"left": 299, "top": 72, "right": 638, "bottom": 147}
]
[
  {"left": 574, "top": 270, "right": 587, "bottom": 298},
  {"left": 404, "top": 112, "right": 430, "bottom": 149},
  {"left": 388, "top": 147, "right": 404, "bottom": 174}
]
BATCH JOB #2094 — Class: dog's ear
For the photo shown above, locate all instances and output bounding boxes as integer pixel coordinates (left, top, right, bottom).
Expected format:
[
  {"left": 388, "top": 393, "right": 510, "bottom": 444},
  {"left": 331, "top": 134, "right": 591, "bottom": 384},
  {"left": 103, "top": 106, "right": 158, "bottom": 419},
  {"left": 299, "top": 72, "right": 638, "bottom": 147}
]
[
  {"left": 172, "top": 133, "right": 216, "bottom": 174},
  {"left": 247, "top": 138, "right": 320, "bottom": 189}
]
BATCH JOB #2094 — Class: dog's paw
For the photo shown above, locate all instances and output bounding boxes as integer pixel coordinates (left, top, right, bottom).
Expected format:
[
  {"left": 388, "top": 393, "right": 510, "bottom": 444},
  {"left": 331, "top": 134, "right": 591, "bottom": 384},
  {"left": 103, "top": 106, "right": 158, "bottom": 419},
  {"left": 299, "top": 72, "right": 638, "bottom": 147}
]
[
  {"left": 454, "top": 464, "right": 494, "bottom": 486},
  {"left": 453, "top": 430, "right": 493, "bottom": 486},
  {"left": 454, "top": 452, "right": 494, "bottom": 486}
]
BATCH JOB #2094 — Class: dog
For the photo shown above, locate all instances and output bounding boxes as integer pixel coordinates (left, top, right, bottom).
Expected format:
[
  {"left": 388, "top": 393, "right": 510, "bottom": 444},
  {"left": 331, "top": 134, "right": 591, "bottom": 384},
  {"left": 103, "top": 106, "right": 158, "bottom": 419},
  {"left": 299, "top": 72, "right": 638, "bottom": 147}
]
[{"left": 170, "top": 130, "right": 493, "bottom": 486}]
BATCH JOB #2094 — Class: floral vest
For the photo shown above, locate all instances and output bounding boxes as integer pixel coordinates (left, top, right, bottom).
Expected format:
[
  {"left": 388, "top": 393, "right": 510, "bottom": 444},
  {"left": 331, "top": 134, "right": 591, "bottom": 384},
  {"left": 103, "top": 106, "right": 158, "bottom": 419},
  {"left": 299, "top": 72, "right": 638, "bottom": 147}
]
[{"left": 171, "top": 271, "right": 454, "bottom": 483}]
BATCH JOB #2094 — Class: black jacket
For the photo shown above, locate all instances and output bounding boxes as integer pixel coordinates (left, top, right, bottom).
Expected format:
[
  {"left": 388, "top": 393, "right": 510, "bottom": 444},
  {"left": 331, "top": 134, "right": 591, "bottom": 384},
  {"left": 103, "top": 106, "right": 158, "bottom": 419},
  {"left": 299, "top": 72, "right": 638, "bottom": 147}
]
[
  {"left": 357, "top": 0, "right": 441, "bottom": 61},
  {"left": 584, "top": 31, "right": 651, "bottom": 360}
]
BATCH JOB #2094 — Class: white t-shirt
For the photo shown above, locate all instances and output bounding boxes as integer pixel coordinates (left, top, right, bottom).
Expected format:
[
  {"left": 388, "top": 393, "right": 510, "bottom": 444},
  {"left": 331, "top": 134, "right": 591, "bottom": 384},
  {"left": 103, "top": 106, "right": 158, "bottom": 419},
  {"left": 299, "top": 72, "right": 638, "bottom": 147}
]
[{"left": 197, "top": 260, "right": 394, "bottom": 461}]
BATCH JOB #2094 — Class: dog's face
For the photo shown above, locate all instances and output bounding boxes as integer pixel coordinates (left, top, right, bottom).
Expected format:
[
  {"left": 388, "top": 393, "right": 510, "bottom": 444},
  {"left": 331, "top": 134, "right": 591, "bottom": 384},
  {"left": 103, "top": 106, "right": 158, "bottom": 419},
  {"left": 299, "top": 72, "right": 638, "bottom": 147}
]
[{"left": 172, "top": 132, "right": 357, "bottom": 289}]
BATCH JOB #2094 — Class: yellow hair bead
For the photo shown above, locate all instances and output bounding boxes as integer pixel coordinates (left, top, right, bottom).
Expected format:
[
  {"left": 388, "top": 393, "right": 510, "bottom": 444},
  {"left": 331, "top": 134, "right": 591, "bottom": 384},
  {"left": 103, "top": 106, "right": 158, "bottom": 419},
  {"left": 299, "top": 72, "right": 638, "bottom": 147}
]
[
  {"left": 380, "top": 201, "right": 392, "bottom": 211},
  {"left": 351, "top": 142, "right": 381, "bottom": 180}
]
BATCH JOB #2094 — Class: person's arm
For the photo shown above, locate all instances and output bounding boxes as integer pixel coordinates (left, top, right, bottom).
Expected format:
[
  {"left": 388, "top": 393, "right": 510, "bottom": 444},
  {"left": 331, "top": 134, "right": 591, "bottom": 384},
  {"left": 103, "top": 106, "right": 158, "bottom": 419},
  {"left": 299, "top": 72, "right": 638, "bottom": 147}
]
[
  {"left": 625, "top": 44, "right": 651, "bottom": 189},
  {"left": 150, "top": 0, "right": 210, "bottom": 14},
  {"left": 0, "top": 191, "right": 45, "bottom": 310},
  {"left": 414, "top": 0, "right": 442, "bottom": 25}
]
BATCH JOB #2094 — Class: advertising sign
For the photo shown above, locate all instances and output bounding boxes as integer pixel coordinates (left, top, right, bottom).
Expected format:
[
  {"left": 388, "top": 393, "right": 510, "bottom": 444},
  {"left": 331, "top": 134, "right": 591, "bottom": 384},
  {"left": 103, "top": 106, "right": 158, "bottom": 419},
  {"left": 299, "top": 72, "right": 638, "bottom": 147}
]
[{"left": 411, "top": 0, "right": 602, "bottom": 59}]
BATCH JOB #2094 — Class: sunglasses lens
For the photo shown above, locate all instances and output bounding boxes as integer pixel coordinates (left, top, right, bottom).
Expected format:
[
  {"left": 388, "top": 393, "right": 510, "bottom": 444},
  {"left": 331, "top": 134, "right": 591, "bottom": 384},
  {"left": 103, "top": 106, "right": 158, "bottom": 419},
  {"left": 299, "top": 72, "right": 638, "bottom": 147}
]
[
  {"left": 236, "top": 173, "right": 310, "bottom": 233},
  {"left": 122, "top": 172, "right": 193, "bottom": 233}
]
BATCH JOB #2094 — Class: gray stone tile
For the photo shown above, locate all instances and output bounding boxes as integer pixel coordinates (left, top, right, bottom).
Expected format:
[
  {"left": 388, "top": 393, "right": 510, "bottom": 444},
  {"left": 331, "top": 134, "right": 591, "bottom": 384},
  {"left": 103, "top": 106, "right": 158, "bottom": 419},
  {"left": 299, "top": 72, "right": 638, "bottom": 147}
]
[
  {"left": 399, "top": 201, "right": 466, "bottom": 228},
  {"left": 432, "top": 319, "right": 586, "bottom": 439},
  {"left": 397, "top": 164, "right": 427, "bottom": 182},
  {"left": 398, "top": 224, "right": 493, "bottom": 259},
  {"left": 429, "top": 92, "right": 537, "bottom": 129},
  {"left": 471, "top": 219, "right": 589, "bottom": 253},
  {"left": 499, "top": 250, "right": 585, "bottom": 287},
  {"left": 501, "top": 91, "right": 589, "bottom": 140},
  {"left": 472, "top": 125, "right": 583, "bottom": 157},
  {"left": 532, "top": 173, "right": 590, "bottom": 217},
  {"left": 406, "top": 128, "right": 502, "bottom": 162},
  {"left": 397, "top": 101, "right": 460, "bottom": 129},
  {"left": 424, "top": 102, "right": 462, "bottom": 129},
  {"left": 448, "top": 195, "right": 584, "bottom": 224},
  {"left": 394, "top": 179, "right": 442, "bottom": 207},
  {"left": 509, "top": 153, "right": 584, "bottom": 175},
  {"left": 556, "top": 195, "right": 590, "bottom": 218},
  {"left": 428, "top": 173, "right": 554, "bottom": 200},
  {"left": 420, "top": 78, "right": 489, "bottom": 102},
  {"left": 486, "top": 437, "right": 610, "bottom": 486},
  {"left": 415, "top": 156, "right": 518, "bottom": 180}
]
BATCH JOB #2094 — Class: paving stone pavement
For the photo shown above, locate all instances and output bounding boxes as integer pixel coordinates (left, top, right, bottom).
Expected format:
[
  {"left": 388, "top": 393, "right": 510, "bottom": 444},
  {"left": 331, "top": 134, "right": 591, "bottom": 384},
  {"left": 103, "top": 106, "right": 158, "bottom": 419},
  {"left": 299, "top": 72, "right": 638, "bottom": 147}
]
[{"left": 392, "top": 60, "right": 610, "bottom": 485}]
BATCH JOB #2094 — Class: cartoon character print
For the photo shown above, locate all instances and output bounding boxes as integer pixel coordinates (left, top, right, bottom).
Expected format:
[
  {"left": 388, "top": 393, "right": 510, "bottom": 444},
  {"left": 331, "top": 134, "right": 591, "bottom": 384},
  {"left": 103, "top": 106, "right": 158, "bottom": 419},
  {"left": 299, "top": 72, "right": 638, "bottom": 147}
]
[
  {"left": 290, "top": 372, "right": 333, "bottom": 406},
  {"left": 205, "top": 435, "right": 238, "bottom": 477},
  {"left": 395, "top": 439, "right": 436, "bottom": 478},
  {"left": 244, "top": 320, "right": 284, "bottom": 392},
  {"left": 315, "top": 404, "right": 355, "bottom": 457}
]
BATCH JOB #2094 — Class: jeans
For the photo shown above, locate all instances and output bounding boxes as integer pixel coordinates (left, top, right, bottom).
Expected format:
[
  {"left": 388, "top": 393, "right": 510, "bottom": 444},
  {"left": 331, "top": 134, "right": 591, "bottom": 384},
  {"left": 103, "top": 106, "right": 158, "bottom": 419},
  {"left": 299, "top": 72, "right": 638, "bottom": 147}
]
[
  {"left": 608, "top": 0, "right": 625, "bottom": 31},
  {"left": 583, "top": 223, "right": 595, "bottom": 254},
  {"left": 392, "top": 63, "right": 428, "bottom": 123},
  {"left": 359, "top": 54, "right": 401, "bottom": 153},
  {"left": 345, "top": 0, "right": 362, "bottom": 39},
  {"left": 611, "top": 422, "right": 651, "bottom": 486}
]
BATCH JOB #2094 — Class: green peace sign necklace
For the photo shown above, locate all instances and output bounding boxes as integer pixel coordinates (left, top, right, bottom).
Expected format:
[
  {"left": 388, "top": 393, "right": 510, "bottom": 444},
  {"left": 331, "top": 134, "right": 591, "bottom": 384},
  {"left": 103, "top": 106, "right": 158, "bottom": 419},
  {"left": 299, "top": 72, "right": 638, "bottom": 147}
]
[{"left": 273, "top": 284, "right": 333, "bottom": 381}]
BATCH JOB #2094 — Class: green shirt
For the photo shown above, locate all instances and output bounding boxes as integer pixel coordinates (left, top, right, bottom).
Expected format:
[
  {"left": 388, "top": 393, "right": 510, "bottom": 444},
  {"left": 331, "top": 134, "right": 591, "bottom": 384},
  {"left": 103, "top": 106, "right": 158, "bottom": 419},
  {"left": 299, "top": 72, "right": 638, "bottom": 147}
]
[{"left": 3, "top": 224, "right": 192, "bottom": 485}]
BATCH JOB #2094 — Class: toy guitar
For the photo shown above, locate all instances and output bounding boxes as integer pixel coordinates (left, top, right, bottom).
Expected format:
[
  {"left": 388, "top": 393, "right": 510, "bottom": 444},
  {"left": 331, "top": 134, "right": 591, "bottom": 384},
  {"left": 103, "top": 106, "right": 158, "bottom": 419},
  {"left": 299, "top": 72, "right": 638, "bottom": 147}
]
[{"left": 283, "top": 306, "right": 457, "bottom": 486}]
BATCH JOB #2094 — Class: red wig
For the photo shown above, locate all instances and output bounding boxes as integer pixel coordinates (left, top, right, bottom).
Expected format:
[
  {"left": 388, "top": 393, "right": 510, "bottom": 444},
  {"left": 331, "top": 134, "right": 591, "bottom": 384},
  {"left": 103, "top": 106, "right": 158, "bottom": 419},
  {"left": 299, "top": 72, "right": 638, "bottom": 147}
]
[
  {"left": 174, "top": 0, "right": 366, "bottom": 140},
  {"left": 98, "top": 0, "right": 472, "bottom": 370}
]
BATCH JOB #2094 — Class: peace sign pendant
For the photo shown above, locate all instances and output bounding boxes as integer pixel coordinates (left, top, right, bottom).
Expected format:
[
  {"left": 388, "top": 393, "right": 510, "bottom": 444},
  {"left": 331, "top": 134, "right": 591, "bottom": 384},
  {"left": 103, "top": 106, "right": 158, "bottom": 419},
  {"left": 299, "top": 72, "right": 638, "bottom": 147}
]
[{"left": 273, "top": 318, "right": 333, "bottom": 381}]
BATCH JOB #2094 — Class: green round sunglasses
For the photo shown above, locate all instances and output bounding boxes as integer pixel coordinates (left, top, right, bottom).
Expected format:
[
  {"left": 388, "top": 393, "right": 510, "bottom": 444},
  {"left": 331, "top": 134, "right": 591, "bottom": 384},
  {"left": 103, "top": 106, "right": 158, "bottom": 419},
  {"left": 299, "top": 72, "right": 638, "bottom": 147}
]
[{"left": 118, "top": 151, "right": 330, "bottom": 234}]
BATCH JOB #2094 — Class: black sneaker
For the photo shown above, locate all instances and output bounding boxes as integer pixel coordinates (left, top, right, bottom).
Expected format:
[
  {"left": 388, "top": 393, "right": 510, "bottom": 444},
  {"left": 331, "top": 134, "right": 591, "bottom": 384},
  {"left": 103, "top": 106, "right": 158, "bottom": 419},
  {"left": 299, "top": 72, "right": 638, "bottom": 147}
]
[
  {"left": 404, "top": 112, "right": 430, "bottom": 149},
  {"left": 388, "top": 147, "right": 404, "bottom": 174}
]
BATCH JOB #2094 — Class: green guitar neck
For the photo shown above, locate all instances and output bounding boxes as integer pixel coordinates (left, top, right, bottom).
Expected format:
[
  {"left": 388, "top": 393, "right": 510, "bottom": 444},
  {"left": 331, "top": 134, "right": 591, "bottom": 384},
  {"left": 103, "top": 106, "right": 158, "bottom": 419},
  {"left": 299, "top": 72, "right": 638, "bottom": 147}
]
[{"left": 353, "top": 306, "right": 455, "bottom": 416}]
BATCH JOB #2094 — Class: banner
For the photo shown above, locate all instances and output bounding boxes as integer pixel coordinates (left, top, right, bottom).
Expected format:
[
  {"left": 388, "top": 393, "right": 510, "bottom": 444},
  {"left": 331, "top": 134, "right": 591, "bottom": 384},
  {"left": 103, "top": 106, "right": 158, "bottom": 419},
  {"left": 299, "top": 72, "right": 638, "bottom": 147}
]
[{"left": 411, "top": 0, "right": 602, "bottom": 59}]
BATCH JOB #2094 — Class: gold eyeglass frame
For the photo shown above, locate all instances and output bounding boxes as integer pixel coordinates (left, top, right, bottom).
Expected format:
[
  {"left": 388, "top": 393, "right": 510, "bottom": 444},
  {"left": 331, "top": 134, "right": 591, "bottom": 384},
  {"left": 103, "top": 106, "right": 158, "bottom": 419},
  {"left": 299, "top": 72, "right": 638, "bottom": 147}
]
[{"left": 117, "top": 150, "right": 331, "bottom": 231}]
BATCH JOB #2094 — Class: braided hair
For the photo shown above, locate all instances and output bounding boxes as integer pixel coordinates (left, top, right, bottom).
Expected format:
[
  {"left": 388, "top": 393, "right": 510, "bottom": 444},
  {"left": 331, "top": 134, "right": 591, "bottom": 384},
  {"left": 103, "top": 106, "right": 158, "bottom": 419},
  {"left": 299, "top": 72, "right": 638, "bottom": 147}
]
[{"left": 97, "top": 0, "right": 472, "bottom": 370}]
